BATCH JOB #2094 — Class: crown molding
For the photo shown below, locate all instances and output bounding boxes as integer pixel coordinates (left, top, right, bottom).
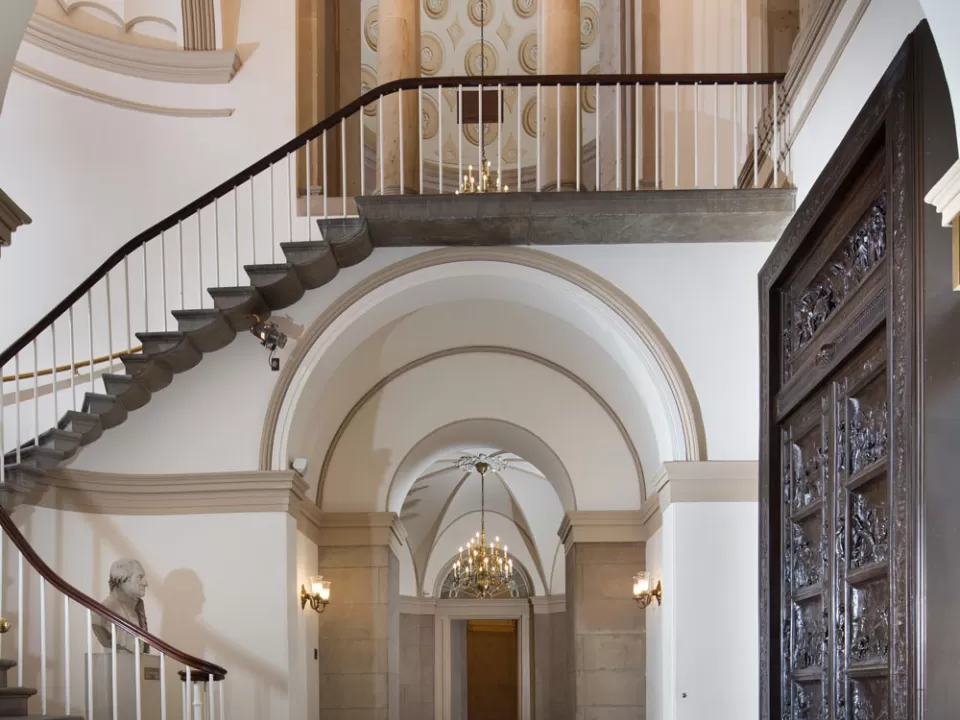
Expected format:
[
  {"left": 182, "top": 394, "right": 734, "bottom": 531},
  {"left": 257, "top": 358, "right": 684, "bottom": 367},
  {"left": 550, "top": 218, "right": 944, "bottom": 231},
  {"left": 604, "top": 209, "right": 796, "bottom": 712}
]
[
  {"left": 641, "top": 461, "right": 759, "bottom": 532},
  {"left": 0, "top": 188, "right": 32, "bottom": 249},
  {"left": 529, "top": 595, "right": 566, "bottom": 615},
  {"left": 558, "top": 510, "right": 646, "bottom": 553},
  {"left": 925, "top": 158, "right": 960, "bottom": 226},
  {"left": 32, "top": 468, "right": 307, "bottom": 515},
  {"left": 24, "top": 14, "right": 241, "bottom": 84},
  {"left": 13, "top": 61, "right": 235, "bottom": 117}
]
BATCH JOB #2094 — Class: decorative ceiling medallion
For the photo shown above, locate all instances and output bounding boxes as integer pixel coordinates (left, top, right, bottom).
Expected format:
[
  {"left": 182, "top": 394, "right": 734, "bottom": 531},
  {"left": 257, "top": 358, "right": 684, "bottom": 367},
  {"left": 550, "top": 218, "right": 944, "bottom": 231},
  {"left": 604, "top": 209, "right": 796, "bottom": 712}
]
[
  {"left": 467, "top": 0, "right": 494, "bottom": 27},
  {"left": 447, "top": 14, "right": 465, "bottom": 49},
  {"left": 580, "top": 4, "right": 599, "bottom": 49},
  {"left": 581, "top": 64, "right": 600, "bottom": 113},
  {"left": 421, "top": 93, "right": 439, "bottom": 140},
  {"left": 513, "top": 0, "right": 536, "bottom": 19},
  {"left": 364, "top": 8, "right": 378, "bottom": 52},
  {"left": 522, "top": 96, "right": 538, "bottom": 137},
  {"left": 464, "top": 41, "right": 498, "bottom": 76},
  {"left": 518, "top": 32, "right": 537, "bottom": 74},
  {"left": 361, "top": 65, "right": 377, "bottom": 116},
  {"left": 463, "top": 121, "right": 499, "bottom": 148},
  {"left": 421, "top": 32, "right": 444, "bottom": 75},
  {"left": 496, "top": 14, "right": 514, "bottom": 49},
  {"left": 423, "top": 0, "right": 448, "bottom": 20}
]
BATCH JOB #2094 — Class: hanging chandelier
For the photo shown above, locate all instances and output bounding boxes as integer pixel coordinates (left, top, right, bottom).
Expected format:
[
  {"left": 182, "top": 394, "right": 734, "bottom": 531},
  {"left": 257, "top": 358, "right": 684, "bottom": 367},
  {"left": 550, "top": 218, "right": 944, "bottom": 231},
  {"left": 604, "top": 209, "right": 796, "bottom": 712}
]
[
  {"left": 456, "top": 0, "right": 507, "bottom": 195},
  {"left": 450, "top": 454, "right": 515, "bottom": 598}
]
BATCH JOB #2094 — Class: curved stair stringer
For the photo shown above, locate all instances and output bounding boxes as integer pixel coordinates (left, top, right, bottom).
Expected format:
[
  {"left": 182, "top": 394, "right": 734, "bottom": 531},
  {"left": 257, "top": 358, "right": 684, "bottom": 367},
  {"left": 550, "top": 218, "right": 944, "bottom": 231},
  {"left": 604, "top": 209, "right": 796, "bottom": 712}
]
[{"left": 0, "top": 217, "right": 370, "bottom": 511}]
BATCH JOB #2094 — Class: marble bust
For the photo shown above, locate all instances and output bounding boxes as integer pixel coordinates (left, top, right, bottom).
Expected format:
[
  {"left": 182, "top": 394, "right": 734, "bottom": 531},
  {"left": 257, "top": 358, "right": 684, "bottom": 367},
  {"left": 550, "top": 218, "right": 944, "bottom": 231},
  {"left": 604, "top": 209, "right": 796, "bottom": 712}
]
[{"left": 92, "top": 559, "right": 150, "bottom": 654}]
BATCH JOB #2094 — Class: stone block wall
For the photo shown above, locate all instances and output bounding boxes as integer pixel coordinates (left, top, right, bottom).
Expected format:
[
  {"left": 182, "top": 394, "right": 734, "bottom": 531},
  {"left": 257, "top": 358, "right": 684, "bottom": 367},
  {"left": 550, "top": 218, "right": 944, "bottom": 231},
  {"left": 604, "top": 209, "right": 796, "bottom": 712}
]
[
  {"left": 399, "top": 613, "right": 435, "bottom": 720},
  {"left": 533, "top": 610, "right": 571, "bottom": 720}
]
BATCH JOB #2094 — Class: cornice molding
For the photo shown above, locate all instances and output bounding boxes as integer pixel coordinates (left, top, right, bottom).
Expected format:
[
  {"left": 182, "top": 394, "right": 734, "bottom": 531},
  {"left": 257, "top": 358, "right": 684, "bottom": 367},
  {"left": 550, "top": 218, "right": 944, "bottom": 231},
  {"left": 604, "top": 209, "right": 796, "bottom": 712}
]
[
  {"left": 24, "top": 14, "right": 241, "bottom": 84},
  {"left": 33, "top": 468, "right": 307, "bottom": 515},
  {"left": 0, "top": 188, "right": 32, "bottom": 249},
  {"left": 558, "top": 510, "right": 647, "bottom": 553},
  {"left": 399, "top": 596, "right": 438, "bottom": 615},
  {"left": 529, "top": 595, "right": 567, "bottom": 615},
  {"left": 641, "top": 461, "right": 759, "bottom": 531},
  {"left": 925, "top": 158, "right": 960, "bottom": 226},
  {"left": 13, "top": 61, "right": 235, "bottom": 117},
  {"left": 307, "top": 511, "right": 408, "bottom": 558}
]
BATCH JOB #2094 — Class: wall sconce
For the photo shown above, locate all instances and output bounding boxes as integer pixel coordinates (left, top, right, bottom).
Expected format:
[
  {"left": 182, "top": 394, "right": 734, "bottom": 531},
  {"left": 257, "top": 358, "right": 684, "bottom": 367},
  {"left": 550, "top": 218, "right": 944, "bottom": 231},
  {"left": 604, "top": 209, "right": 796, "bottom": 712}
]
[
  {"left": 300, "top": 575, "right": 331, "bottom": 613},
  {"left": 633, "top": 571, "right": 662, "bottom": 608}
]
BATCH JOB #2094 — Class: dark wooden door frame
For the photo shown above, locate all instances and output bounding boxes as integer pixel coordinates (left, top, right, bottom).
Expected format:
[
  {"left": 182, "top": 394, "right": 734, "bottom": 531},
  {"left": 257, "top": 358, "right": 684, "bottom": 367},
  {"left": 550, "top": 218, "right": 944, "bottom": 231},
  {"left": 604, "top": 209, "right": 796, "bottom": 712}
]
[{"left": 758, "top": 27, "right": 923, "bottom": 720}]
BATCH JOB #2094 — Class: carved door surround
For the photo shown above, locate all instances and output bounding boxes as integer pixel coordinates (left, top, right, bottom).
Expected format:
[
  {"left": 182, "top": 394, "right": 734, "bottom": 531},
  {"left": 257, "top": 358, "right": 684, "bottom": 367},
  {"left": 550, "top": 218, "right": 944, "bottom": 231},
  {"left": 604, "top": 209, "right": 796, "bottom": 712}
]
[{"left": 759, "top": 27, "right": 921, "bottom": 720}]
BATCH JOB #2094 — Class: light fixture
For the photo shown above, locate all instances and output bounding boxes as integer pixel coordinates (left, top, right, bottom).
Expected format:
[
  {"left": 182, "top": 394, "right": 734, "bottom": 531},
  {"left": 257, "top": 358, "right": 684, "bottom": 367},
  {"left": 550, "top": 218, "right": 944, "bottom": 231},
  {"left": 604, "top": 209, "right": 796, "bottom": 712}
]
[
  {"left": 450, "top": 455, "right": 514, "bottom": 599},
  {"left": 455, "top": 0, "right": 507, "bottom": 195},
  {"left": 633, "top": 571, "right": 662, "bottom": 608},
  {"left": 249, "top": 316, "right": 287, "bottom": 371},
  {"left": 300, "top": 575, "right": 331, "bottom": 613}
]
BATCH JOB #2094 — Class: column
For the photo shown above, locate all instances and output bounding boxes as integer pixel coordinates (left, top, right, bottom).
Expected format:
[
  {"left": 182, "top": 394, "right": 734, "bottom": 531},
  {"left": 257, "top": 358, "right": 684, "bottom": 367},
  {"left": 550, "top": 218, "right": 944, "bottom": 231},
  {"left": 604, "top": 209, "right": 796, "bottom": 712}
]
[
  {"left": 377, "top": 0, "right": 420, "bottom": 195},
  {"left": 559, "top": 511, "right": 646, "bottom": 718},
  {"left": 315, "top": 513, "right": 405, "bottom": 720},
  {"left": 539, "top": 0, "right": 580, "bottom": 190},
  {"left": 530, "top": 596, "right": 569, "bottom": 720},
  {"left": 645, "top": 461, "right": 758, "bottom": 720}
]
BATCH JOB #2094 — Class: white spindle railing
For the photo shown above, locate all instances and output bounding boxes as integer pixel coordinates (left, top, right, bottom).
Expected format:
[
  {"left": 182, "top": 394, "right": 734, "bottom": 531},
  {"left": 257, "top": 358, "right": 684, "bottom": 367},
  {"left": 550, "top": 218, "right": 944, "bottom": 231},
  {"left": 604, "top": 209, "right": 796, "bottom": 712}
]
[{"left": 0, "top": 509, "right": 226, "bottom": 719}]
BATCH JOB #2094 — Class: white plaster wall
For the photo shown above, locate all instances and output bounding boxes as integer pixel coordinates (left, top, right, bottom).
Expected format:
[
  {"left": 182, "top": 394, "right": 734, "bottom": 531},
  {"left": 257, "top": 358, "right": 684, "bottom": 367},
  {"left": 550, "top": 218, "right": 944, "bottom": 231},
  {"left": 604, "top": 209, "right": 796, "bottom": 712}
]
[
  {"left": 645, "top": 526, "right": 665, "bottom": 720},
  {"left": 5, "top": 507, "right": 296, "bottom": 719},
  {"left": 671, "top": 502, "right": 758, "bottom": 720},
  {"left": 293, "top": 529, "right": 319, "bottom": 720},
  {"left": 0, "top": 0, "right": 296, "bottom": 348},
  {"left": 546, "top": 243, "right": 772, "bottom": 462}
]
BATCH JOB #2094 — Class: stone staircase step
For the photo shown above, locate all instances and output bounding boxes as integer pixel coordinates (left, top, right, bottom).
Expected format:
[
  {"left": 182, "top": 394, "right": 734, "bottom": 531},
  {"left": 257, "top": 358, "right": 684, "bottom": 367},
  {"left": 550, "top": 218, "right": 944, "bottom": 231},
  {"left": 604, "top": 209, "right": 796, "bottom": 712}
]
[
  {"left": 315, "top": 217, "right": 373, "bottom": 266},
  {"left": 119, "top": 354, "right": 173, "bottom": 393},
  {"left": 81, "top": 392, "right": 127, "bottom": 430},
  {"left": 0, "top": 685, "right": 36, "bottom": 716},
  {"left": 101, "top": 373, "right": 151, "bottom": 412},
  {"left": 244, "top": 264, "right": 304, "bottom": 310},
  {"left": 57, "top": 411, "right": 102, "bottom": 445},
  {"left": 35, "top": 428, "right": 84, "bottom": 454},
  {"left": 3, "top": 445, "right": 69, "bottom": 471},
  {"left": 172, "top": 309, "right": 236, "bottom": 353},
  {"left": 207, "top": 286, "right": 269, "bottom": 331},
  {"left": 136, "top": 332, "right": 202, "bottom": 374},
  {"left": 0, "top": 660, "right": 15, "bottom": 689},
  {"left": 280, "top": 241, "right": 339, "bottom": 290}
]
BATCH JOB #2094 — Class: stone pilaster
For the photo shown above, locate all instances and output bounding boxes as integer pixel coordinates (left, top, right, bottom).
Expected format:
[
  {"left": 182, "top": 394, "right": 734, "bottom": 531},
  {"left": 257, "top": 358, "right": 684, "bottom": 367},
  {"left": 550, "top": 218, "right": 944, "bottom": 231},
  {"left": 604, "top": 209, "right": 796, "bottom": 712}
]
[
  {"left": 377, "top": 0, "right": 420, "bottom": 195},
  {"left": 530, "top": 596, "right": 569, "bottom": 720},
  {"left": 560, "top": 512, "right": 646, "bottom": 719},
  {"left": 314, "top": 512, "right": 405, "bottom": 720},
  {"left": 399, "top": 599, "right": 435, "bottom": 720},
  {"left": 539, "top": 0, "right": 580, "bottom": 190}
]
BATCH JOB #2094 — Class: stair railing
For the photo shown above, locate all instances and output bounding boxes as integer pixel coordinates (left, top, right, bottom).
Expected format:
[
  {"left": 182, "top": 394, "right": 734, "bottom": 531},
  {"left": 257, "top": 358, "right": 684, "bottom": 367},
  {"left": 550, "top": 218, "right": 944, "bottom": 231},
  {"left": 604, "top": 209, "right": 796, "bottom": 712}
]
[
  {"left": 0, "top": 71, "right": 786, "bottom": 503},
  {"left": 0, "top": 506, "right": 226, "bottom": 719}
]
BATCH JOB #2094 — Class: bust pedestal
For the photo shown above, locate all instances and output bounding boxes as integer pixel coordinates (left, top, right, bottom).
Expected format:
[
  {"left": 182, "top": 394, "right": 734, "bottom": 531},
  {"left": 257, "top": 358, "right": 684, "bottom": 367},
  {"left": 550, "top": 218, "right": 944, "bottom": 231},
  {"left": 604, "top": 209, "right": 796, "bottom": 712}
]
[{"left": 85, "top": 652, "right": 162, "bottom": 720}]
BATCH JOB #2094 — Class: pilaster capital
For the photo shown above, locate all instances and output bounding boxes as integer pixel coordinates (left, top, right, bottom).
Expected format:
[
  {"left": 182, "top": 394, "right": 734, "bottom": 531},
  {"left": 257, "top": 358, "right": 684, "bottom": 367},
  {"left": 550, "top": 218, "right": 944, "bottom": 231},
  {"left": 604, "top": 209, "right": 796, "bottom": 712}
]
[
  {"left": 529, "top": 595, "right": 566, "bottom": 615},
  {"left": 305, "top": 511, "right": 407, "bottom": 558},
  {"left": 0, "top": 188, "right": 31, "bottom": 250},
  {"left": 558, "top": 510, "right": 646, "bottom": 553},
  {"left": 926, "top": 159, "right": 960, "bottom": 226},
  {"left": 640, "top": 461, "right": 758, "bottom": 532}
]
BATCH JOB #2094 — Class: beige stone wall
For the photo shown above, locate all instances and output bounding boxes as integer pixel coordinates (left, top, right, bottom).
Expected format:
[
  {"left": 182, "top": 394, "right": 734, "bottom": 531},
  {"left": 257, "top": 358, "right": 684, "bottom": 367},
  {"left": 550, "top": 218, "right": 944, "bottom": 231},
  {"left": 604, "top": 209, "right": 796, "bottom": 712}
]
[
  {"left": 399, "top": 613, "right": 435, "bottom": 720},
  {"left": 532, "top": 610, "right": 571, "bottom": 720},
  {"left": 317, "top": 545, "right": 398, "bottom": 720},
  {"left": 566, "top": 542, "right": 646, "bottom": 719}
]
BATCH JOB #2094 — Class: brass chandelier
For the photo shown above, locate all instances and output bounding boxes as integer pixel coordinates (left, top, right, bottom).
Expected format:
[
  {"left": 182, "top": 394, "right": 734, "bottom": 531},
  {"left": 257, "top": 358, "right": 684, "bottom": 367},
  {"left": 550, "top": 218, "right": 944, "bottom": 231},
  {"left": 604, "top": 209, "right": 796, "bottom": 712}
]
[
  {"left": 456, "top": 0, "right": 507, "bottom": 195},
  {"left": 451, "top": 455, "right": 514, "bottom": 598}
]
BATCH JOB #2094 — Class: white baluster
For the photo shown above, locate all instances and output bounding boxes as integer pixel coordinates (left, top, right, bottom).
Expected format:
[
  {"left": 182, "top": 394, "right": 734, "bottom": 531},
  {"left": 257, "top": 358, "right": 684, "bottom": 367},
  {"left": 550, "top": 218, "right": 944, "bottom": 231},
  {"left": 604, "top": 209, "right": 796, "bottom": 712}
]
[
  {"left": 773, "top": 81, "right": 779, "bottom": 185},
  {"left": 193, "top": 680, "right": 203, "bottom": 720},
  {"left": 753, "top": 82, "right": 759, "bottom": 188},
  {"left": 215, "top": 199, "right": 222, "bottom": 285},
  {"left": 713, "top": 83, "right": 719, "bottom": 189},
  {"left": 616, "top": 82, "right": 622, "bottom": 191},
  {"left": 177, "top": 221, "right": 184, "bottom": 310},
  {"left": 478, "top": 86, "right": 483, "bottom": 185},
  {"left": 64, "top": 595, "right": 71, "bottom": 714},
  {"left": 694, "top": 83, "right": 699, "bottom": 189},
  {"left": 595, "top": 82, "right": 600, "bottom": 191},
  {"left": 360, "top": 107, "right": 367, "bottom": 197},
  {"left": 218, "top": 679, "right": 224, "bottom": 720},
  {"left": 111, "top": 624, "right": 118, "bottom": 720},
  {"left": 732, "top": 82, "right": 739, "bottom": 187},
  {"left": 160, "top": 653, "right": 167, "bottom": 720},
  {"left": 160, "top": 230, "right": 168, "bottom": 330},
  {"left": 143, "top": 243, "right": 150, "bottom": 328},
  {"left": 341, "top": 122, "right": 347, "bottom": 216},
  {"left": 52, "top": 322, "right": 58, "bottom": 422},
  {"left": 32, "top": 339, "right": 38, "bottom": 447},
  {"left": 124, "top": 255, "right": 132, "bottom": 354},
  {"left": 418, "top": 86, "right": 423, "bottom": 196},
  {"left": 186, "top": 666, "right": 192, "bottom": 720},
  {"left": 40, "top": 577, "right": 46, "bottom": 713},
  {"left": 576, "top": 83, "right": 581, "bottom": 191},
  {"left": 378, "top": 97, "right": 384, "bottom": 196},
  {"left": 1, "top": 362, "right": 5, "bottom": 486},
  {"left": 322, "top": 129, "right": 329, "bottom": 213},
  {"left": 555, "top": 83, "right": 560, "bottom": 192},
  {"left": 270, "top": 164, "right": 276, "bottom": 261},
  {"left": 437, "top": 87, "right": 443, "bottom": 193},
  {"left": 536, "top": 83, "right": 541, "bottom": 191},
  {"left": 87, "top": 608, "right": 93, "bottom": 720},
  {"left": 458, "top": 85, "right": 463, "bottom": 189},
  {"left": 68, "top": 307, "right": 76, "bottom": 411},
  {"left": 635, "top": 82, "right": 640, "bottom": 190},
  {"left": 233, "top": 190, "right": 240, "bottom": 284},
  {"left": 674, "top": 82, "right": 679, "bottom": 189},
  {"left": 249, "top": 176, "right": 256, "bottom": 263},
  {"left": 135, "top": 637, "right": 142, "bottom": 720},
  {"left": 16, "top": 552, "right": 22, "bottom": 685},
  {"left": 655, "top": 82, "right": 660, "bottom": 189},
  {"left": 208, "top": 674, "right": 215, "bottom": 720},
  {"left": 497, "top": 83, "right": 503, "bottom": 187},
  {"left": 516, "top": 83, "right": 521, "bottom": 192},
  {"left": 87, "top": 291, "right": 94, "bottom": 393},
  {"left": 399, "top": 90, "right": 405, "bottom": 197},
  {"left": 287, "top": 154, "right": 294, "bottom": 244},
  {"left": 13, "top": 355, "right": 20, "bottom": 463}
]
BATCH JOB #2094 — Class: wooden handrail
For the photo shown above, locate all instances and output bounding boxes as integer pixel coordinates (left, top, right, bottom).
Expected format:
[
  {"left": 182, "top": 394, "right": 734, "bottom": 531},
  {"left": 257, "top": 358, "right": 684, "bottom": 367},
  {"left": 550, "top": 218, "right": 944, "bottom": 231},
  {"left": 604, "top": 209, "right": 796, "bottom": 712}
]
[
  {"left": 1, "top": 346, "right": 142, "bottom": 383},
  {"left": 0, "top": 507, "right": 227, "bottom": 680},
  {"left": 0, "top": 71, "right": 785, "bottom": 369}
]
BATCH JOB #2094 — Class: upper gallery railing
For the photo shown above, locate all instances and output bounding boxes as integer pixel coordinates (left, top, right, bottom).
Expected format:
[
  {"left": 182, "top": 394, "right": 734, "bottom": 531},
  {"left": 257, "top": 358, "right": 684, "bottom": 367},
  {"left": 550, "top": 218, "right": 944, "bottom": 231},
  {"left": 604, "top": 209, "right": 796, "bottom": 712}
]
[{"left": 0, "top": 70, "right": 788, "bottom": 497}]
